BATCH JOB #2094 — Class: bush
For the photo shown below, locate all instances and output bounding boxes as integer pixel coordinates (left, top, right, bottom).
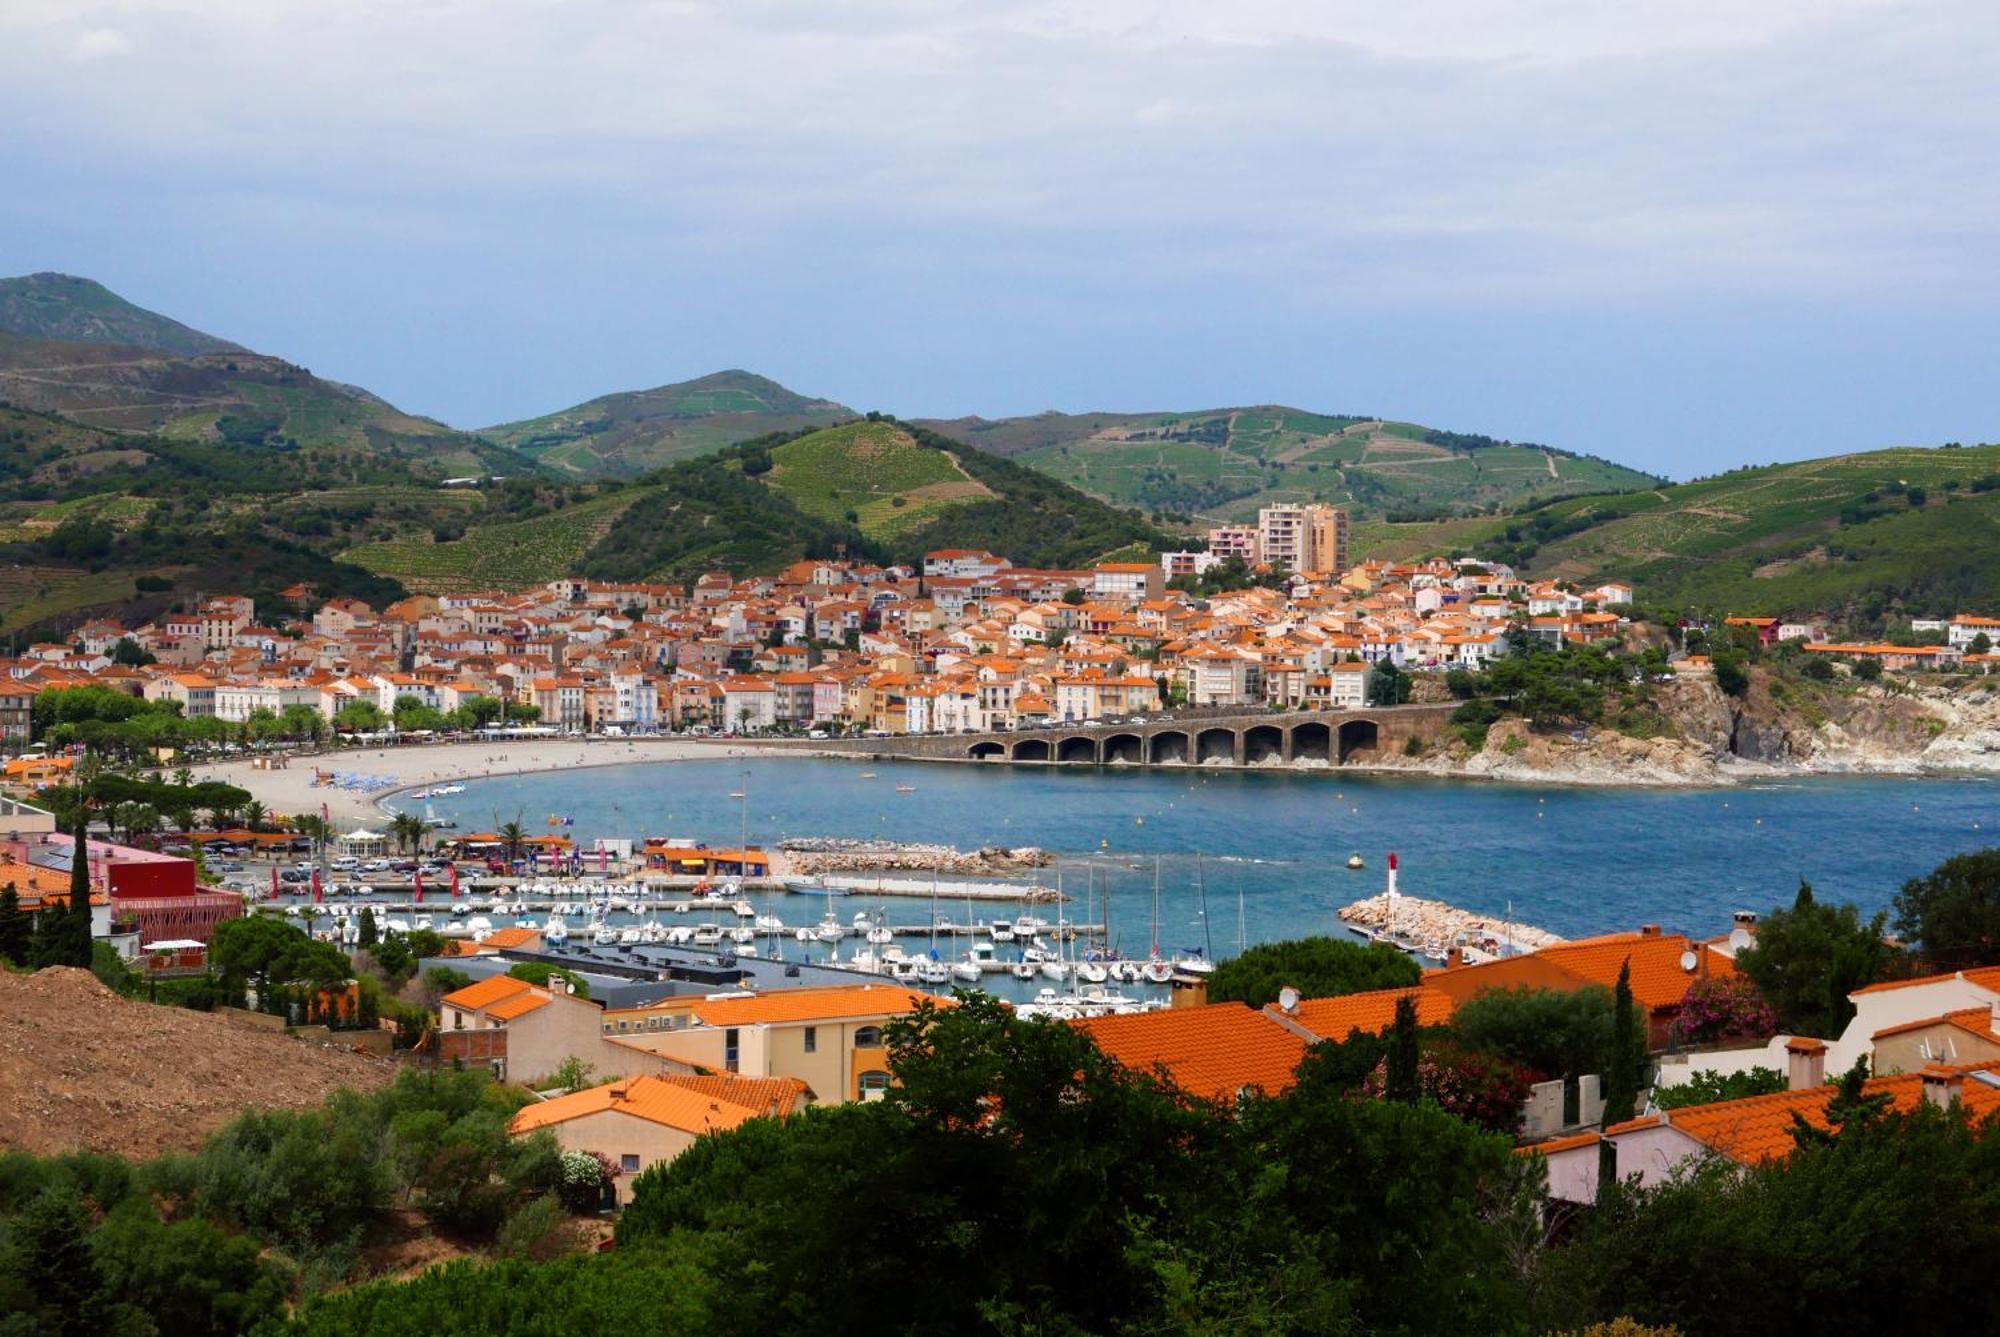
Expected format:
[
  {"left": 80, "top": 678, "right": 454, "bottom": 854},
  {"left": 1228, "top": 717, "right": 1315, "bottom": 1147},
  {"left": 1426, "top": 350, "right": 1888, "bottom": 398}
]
[
  {"left": 557, "top": 1149, "right": 615, "bottom": 1213},
  {"left": 1651, "top": 1067, "right": 1786, "bottom": 1110},
  {"left": 1670, "top": 976, "right": 1778, "bottom": 1046},
  {"left": 496, "top": 1193, "right": 579, "bottom": 1262},
  {"left": 1208, "top": 936, "right": 1421, "bottom": 1009}
]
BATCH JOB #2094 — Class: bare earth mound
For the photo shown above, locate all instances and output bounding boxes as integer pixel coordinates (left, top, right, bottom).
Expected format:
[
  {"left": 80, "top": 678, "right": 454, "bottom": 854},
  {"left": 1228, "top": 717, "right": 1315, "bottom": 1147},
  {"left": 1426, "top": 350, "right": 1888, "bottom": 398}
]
[{"left": 0, "top": 967, "right": 397, "bottom": 1159}]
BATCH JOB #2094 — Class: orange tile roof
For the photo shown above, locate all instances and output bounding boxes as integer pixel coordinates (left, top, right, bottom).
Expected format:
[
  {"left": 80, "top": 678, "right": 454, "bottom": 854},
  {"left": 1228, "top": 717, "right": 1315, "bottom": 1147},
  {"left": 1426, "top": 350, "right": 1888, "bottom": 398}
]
[
  {"left": 660, "top": 1074, "right": 811, "bottom": 1117},
  {"left": 1851, "top": 965, "right": 2000, "bottom": 996},
  {"left": 1871, "top": 1007, "right": 2000, "bottom": 1044},
  {"left": 479, "top": 926, "right": 542, "bottom": 950},
  {"left": 484, "top": 992, "right": 553, "bottom": 1022},
  {"left": 509, "top": 1074, "right": 771, "bottom": 1136},
  {"left": 1655, "top": 1066, "right": 2000, "bottom": 1164},
  {"left": 1074, "top": 1003, "right": 1309, "bottom": 1101},
  {"left": 441, "top": 974, "right": 536, "bottom": 1011},
  {"left": 1271, "top": 985, "right": 1457, "bottom": 1042},
  {"left": 685, "top": 984, "right": 934, "bottom": 1028},
  {"left": 1517, "top": 1129, "right": 1602, "bottom": 1157},
  {"left": 1429, "top": 931, "right": 1734, "bottom": 1013}
]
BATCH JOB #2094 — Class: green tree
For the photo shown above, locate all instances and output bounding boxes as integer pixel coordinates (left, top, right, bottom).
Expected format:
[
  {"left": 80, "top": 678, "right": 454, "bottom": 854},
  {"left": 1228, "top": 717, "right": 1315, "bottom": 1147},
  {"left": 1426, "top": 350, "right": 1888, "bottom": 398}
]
[
  {"left": 1451, "top": 984, "right": 1613, "bottom": 1084},
  {"left": 1736, "top": 880, "right": 1892, "bottom": 1036},
  {"left": 1384, "top": 993, "right": 1420, "bottom": 1103},
  {"left": 0, "top": 1185, "right": 126, "bottom": 1336},
  {"left": 358, "top": 906, "right": 379, "bottom": 948},
  {"left": 505, "top": 962, "right": 590, "bottom": 999},
  {"left": 333, "top": 699, "right": 387, "bottom": 733},
  {"left": 1601, "top": 959, "right": 1644, "bottom": 1124},
  {"left": 1892, "top": 848, "right": 2000, "bottom": 968},
  {"left": 0, "top": 883, "right": 31, "bottom": 966},
  {"left": 1368, "top": 659, "right": 1410, "bottom": 707},
  {"left": 1207, "top": 935, "right": 1421, "bottom": 1008}
]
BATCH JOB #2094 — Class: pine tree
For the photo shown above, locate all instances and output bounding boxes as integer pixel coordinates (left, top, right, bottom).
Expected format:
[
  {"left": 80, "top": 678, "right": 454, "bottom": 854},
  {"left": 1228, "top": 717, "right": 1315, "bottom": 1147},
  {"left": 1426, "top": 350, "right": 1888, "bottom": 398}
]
[
  {"left": 0, "top": 1185, "right": 118, "bottom": 1335},
  {"left": 1384, "top": 993, "right": 1421, "bottom": 1103},
  {"left": 1601, "top": 957, "right": 1643, "bottom": 1124},
  {"left": 0, "top": 882, "right": 29, "bottom": 965},
  {"left": 358, "top": 906, "right": 378, "bottom": 948}
]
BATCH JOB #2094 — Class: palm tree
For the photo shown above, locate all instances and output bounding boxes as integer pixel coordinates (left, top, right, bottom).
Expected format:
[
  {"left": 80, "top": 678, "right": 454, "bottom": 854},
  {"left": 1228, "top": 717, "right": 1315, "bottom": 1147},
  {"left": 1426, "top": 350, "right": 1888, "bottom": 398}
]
[
  {"left": 389, "top": 812, "right": 426, "bottom": 856},
  {"left": 496, "top": 817, "right": 528, "bottom": 870},
  {"left": 243, "top": 800, "right": 268, "bottom": 833},
  {"left": 172, "top": 765, "right": 194, "bottom": 789}
]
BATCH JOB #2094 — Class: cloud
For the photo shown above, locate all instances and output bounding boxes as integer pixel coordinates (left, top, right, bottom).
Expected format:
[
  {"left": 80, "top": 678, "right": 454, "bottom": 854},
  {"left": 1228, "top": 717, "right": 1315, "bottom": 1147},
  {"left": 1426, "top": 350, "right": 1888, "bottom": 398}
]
[{"left": 70, "top": 27, "right": 133, "bottom": 59}]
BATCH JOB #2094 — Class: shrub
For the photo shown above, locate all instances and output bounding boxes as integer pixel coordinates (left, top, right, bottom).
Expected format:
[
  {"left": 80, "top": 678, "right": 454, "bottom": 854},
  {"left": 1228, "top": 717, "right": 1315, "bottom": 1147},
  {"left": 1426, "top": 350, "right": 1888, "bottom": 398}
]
[
  {"left": 557, "top": 1149, "right": 615, "bottom": 1213},
  {"left": 1670, "top": 976, "right": 1778, "bottom": 1046},
  {"left": 1652, "top": 1067, "right": 1786, "bottom": 1110},
  {"left": 495, "top": 1193, "right": 579, "bottom": 1262}
]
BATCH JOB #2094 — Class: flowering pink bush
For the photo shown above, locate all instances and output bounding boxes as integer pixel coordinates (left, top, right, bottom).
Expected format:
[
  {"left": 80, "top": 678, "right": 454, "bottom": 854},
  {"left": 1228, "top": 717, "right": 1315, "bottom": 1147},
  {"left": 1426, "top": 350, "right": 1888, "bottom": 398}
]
[
  {"left": 1671, "top": 975, "right": 1778, "bottom": 1046},
  {"left": 1363, "top": 1041, "right": 1535, "bottom": 1133}
]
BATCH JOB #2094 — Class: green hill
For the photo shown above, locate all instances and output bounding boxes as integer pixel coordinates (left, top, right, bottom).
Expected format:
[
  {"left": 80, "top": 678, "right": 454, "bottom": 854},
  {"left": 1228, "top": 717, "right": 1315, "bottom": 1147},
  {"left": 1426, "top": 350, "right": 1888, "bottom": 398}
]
[
  {"left": 1447, "top": 443, "right": 2000, "bottom": 628},
  {"left": 917, "top": 407, "right": 1660, "bottom": 523},
  {"left": 0, "top": 272, "right": 243, "bottom": 357},
  {"left": 479, "top": 370, "right": 852, "bottom": 477},
  {"left": 567, "top": 417, "right": 1170, "bottom": 586}
]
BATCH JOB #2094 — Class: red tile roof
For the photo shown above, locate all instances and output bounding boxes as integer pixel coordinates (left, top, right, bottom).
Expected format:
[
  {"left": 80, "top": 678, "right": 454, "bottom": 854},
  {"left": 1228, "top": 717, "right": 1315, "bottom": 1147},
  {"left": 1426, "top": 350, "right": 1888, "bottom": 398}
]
[
  {"left": 1851, "top": 965, "right": 2000, "bottom": 997},
  {"left": 1269, "top": 985, "right": 1457, "bottom": 1042},
  {"left": 1658, "top": 1066, "right": 2000, "bottom": 1164},
  {"left": 509, "top": 1073, "right": 803, "bottom": 1135},
  {"left": 1074, "top": 1003, "right": 1309, "bottom": 1101}
]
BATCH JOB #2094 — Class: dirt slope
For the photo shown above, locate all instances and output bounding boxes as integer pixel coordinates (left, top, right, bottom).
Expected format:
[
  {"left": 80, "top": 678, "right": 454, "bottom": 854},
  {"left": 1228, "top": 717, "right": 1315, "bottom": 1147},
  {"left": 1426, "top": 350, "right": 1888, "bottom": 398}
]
[{"left": 0, "top": 967, "right": 397, "bottom": 1158}]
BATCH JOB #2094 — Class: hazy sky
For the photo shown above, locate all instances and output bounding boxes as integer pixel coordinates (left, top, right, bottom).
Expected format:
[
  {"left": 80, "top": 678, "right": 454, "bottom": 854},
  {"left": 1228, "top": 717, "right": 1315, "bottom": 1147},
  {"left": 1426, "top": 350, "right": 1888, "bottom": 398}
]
[{"left": 3, "top": 1, "right": 1997, "bottom": 477}]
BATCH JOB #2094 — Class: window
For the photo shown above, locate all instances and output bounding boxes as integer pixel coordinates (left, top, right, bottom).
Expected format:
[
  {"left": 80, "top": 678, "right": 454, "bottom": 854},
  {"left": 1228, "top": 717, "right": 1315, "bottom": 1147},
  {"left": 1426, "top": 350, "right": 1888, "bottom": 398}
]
[
  {"left": 857, "top": 1071, "right": 891, "bottom": 1102},
  {"left": 725, "top": 1027, "right": 740, "bottom": 1074},
  {"left": 803, "top": 1026, "right": 817, "bottom": 1054},
  {"left": 620, "top": 1154, "right": 641, "bottom": 1174},
  {"left": 853, "top": 1025, "right": 882, "bottom": 1048}
]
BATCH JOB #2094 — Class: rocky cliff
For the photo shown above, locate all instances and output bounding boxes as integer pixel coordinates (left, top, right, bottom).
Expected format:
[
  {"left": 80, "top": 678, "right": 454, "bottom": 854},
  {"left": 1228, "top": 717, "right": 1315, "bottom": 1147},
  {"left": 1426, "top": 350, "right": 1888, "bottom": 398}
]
[{"left": 1364, "top": 671, "right": 2000, "bottom": 787}]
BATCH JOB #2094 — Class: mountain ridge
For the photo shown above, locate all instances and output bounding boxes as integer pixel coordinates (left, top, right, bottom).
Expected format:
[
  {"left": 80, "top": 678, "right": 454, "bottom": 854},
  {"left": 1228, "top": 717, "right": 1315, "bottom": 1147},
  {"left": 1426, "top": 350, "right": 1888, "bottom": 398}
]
[{"left": 0, "top": 272, "right": 245, "bottom": 357}]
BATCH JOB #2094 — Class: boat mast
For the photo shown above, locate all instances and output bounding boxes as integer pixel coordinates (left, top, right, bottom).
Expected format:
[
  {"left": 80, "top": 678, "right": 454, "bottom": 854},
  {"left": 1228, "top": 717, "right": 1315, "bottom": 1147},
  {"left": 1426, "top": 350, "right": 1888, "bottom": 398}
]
[
  {"left": 1150, "top": 855, "right": 1161, "bottom": 961},
  {"left": 1196, "top": 851, "right": 1212, "bottom": 960}
]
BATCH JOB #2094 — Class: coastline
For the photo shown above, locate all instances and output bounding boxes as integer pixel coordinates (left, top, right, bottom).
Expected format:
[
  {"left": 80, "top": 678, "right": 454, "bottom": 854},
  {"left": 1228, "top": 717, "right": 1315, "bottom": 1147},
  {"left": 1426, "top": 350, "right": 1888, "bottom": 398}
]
[
  {"left": 190, "top": 738, "right": 783, "bottom": 829},
  {"left": 191, "top": 731, "right": 2000, "bottom": 831}
]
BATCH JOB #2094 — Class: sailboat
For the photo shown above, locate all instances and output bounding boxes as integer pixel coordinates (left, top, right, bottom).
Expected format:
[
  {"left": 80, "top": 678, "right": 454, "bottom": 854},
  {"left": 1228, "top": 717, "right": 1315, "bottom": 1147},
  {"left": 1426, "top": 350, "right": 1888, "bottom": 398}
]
[{"left": 1143, "top": 856, "right": 1173, "bottom": 983}]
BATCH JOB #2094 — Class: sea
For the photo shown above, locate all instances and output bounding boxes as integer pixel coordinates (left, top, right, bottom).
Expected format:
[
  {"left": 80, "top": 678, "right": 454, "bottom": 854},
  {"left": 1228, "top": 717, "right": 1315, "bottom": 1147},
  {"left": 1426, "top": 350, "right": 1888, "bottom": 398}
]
[{"left": 397, "top": 756, "right": 2000, "bottom": 962}]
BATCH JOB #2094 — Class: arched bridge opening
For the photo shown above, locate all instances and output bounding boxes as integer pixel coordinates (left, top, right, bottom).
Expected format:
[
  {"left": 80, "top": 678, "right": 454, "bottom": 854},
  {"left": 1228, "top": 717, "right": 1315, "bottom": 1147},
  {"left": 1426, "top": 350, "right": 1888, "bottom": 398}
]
[
  {"left": 1011, "top": 738, "right": 1050, "bottom": 762},
  {"left": 1148, "top": 731, "right": 1189, "bottom": 765},
  {"left": 1291, "top": 721, "right": 1332, "bottom": 764},
  {"left": 1057, "top": 735, "right": 1099, "bottom": 764},
  {"left": 1338, "top": 719, "right": 1380, "bottom": 763},
  {"left": 968, "top": 741, "right": 1006, "bottom": 760},
  {"left": 1196, "top": 727, "right": 1236, "bottom": 765},
  {"left": 1102, "top": 733, "right": 1143, "bottom": 765}
]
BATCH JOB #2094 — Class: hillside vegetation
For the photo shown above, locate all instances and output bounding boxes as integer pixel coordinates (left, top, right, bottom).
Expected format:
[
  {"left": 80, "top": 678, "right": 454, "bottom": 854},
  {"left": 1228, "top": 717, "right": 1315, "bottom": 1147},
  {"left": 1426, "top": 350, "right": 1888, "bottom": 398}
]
[
  {"left": 480, "top": 369, "right": 851, "bottom": 476},
  {"left": 0, "top": 271, "right": 243, "bottom": 356},
  {"left": 573, "top": 417, "right": 1170, "bottom": 585},
  {"left": 1459, "top": 443, "right": 2000, "bottom": 626},
  {"left": 920, "top": 407, "right": 1659, "bottom": 523}
]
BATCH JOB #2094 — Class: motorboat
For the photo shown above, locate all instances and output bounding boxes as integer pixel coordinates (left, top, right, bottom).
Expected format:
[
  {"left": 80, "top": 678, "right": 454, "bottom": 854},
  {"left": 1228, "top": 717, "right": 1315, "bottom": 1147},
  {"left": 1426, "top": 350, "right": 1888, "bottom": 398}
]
[
  {"left": 692, "top": 923, "right": 724, "bottom": 947},
  {"left": 666, "top": 925, "right": 694, "bottom": 945},
  {"left": 1039, "top": 959, "right": 1069, "bottom": 982},
  {"left": 1075, "top": 960, "right": 1108, "bottom": 984},
  {"left": 754, "top": 914, "right": 786, "bottom": 932},
  {"left": 990, "top": 923, "right": 1015, "bottom": 943},
  {"left": 1141, "top": 958, "right": 1174, "bottom": 985},
  {"left": 1346, "top": 852, "right": 1365, "bottom": 870},
  {"left": 730, "top": 926, "right": 756, "bottom": 945},
  {"left": 543, "top": 915, "right": 568, "bottom": 945},
  {"left": 1010, "top": 961, "right": 1037, "bottom": 980},
  {"left": 866, "top": 924, "right": 894, "bottom": 945},
  {"left": 592, "top": 924, "right": 618, "bottom": 946},
  {"left": 814, "top": 916, "right": 846, "bottom": 943},
  {"left": 916, "top": 959, "right": 952, "bottom": 986}
]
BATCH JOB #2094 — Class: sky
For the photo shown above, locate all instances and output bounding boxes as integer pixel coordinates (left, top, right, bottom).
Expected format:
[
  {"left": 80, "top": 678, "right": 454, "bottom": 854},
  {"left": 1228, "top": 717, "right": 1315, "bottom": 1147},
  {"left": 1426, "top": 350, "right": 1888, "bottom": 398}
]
[{"left": 2, "top": 1, "right": 1997, "bottom": 479}]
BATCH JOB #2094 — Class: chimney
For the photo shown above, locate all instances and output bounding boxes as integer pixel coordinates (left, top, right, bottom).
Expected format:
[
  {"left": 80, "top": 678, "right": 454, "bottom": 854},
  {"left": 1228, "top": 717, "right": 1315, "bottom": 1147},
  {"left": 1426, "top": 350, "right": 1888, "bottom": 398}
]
[
  {"left": 1785, "top": 1036, "right": 1826, "bottom": 1091},
  {"left": 1445, "top": 946, "right": 1463, "bottom": 968},
  {"left": 1640, "top": 924, "right": 1661, "bottom": 938},
  {"left": 1919, "top": 1062, "right": 1962, "bottom": 1110}
]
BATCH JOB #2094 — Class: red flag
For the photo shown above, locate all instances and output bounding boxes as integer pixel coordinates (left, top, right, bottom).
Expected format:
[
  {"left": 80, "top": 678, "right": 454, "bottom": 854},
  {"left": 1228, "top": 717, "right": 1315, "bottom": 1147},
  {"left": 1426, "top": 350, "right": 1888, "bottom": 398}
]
[
  {"left": 413, "top": 868, "right": 423, "bottom": 903},
  {"left": 311, "top": 867, "right": 322, "bottom": 903}
]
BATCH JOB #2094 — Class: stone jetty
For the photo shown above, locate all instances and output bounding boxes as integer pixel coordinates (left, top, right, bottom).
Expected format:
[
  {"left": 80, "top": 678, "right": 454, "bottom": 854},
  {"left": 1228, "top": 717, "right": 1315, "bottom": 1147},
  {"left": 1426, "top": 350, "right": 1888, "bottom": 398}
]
[
  {"left": 779, "top": 839, "right": 1051, "bottom": 877},
  {"left": 1338, "top": 892, "right": 1564, "bottom": 954}
]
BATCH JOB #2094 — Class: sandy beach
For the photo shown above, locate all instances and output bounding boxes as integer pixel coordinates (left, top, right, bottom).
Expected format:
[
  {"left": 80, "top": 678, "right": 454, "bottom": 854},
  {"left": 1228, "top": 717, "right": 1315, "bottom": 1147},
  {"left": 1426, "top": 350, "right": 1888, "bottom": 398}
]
[{"left": 191, "top": 737, "right": 773, "bottom": 830}]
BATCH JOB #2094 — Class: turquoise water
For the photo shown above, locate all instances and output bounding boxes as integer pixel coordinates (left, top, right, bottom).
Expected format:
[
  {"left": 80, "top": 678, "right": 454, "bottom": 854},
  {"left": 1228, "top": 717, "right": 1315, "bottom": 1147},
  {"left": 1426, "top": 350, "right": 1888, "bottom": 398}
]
[{"left": 401, "top": 757, "right": 2000, "bottom": 957}]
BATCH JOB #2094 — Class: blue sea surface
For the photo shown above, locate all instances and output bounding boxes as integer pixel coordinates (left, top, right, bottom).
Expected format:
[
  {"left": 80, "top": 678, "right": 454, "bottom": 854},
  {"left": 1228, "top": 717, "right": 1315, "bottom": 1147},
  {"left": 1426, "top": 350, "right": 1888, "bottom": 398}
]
[{"left": 405, "top": 756, "right": 2000, "bottom": 957}]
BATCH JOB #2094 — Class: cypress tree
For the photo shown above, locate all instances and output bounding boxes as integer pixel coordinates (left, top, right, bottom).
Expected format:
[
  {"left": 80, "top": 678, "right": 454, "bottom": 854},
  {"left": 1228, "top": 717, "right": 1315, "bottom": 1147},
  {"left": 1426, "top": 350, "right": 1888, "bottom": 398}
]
[
  {"left": 1384, "top": 993, "right": 1421, "bottom": 1103},
  {"left": 62, "top": 799, "right": 95, "bottom": 967},
  {"left": 1601, "top": 957, "right": 1642, "bottom": 1124},
  {"left": 0, "top": 882, "right": 29, "bottom": 965}
]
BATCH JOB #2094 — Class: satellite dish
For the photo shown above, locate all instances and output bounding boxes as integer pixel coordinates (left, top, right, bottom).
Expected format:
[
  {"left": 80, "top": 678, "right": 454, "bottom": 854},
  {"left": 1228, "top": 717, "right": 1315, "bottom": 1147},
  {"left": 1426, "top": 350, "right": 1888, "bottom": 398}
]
[
  {"left": 1278, "top": 985, "right": 1301, "bottom": 1014},
  {"left": 1679, "top": 950, "right": 1699, "bottom": 972},
  {"left": 1728, "top": 928, "right": 1754, "bottom": 952}
]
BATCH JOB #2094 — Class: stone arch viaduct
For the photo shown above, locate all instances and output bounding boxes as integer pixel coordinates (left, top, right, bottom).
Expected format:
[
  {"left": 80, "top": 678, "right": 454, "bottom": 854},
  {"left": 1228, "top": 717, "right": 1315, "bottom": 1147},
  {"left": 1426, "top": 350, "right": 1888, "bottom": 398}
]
[{"left": 786, "top": 703, "right": 1460, "bottom": 770}]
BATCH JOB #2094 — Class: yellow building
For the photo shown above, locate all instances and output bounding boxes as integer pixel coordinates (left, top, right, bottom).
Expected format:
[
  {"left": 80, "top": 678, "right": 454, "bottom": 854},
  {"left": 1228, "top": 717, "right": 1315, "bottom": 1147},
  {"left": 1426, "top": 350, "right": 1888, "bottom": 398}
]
[{"left": 600, "top": 983, "right": 934, "bottom": 1104}]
